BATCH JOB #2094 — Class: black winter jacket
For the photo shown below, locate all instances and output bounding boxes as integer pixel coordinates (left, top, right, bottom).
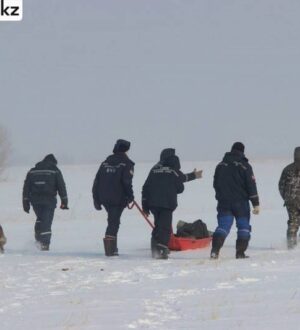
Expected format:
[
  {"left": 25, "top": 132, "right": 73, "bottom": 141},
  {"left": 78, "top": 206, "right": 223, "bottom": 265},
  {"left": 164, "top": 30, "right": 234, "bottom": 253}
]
[
  {"left": 23, "top": 155, "right": 68, "bottom": 208},
  {"left": 213, "top": 151, "right": 259, "bottom": 207},
  {"left": 92, "top": 153, "right": 135, "bottom": 208},
  {"left": 142, "top": 155, "right": 185, "bottom": 211}
]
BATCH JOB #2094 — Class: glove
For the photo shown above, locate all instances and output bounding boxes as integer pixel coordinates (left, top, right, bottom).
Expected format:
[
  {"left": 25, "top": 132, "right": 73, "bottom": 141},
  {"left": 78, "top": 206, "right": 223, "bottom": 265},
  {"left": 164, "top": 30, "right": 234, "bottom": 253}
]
[
  {"left": 94, "top": 201, "right": 102, "bottom": 211},
  {"left": 60, "top": 204, "right": 69, "bottom": 210},
  {"left": 252, "top": 205, "right": 260, "bottom": 215},
  {"left": 126, "top": 196, "right": 134, "bottom": 205},
  {"left": 194, "top": 169, "right": 203, "bottom": 179},
  {"left": 143, "top": 208, "right": 150, "bottom": 216},
  {"left": 23, "top": 200, "right": 30, "bottom": 213}
]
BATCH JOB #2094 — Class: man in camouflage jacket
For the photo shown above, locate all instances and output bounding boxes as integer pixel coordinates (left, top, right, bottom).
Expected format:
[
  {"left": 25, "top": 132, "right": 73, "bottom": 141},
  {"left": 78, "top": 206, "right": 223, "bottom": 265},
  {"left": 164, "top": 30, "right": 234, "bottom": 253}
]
[{"left": 279, "top": 147, "right": 300, "bottom": 249}]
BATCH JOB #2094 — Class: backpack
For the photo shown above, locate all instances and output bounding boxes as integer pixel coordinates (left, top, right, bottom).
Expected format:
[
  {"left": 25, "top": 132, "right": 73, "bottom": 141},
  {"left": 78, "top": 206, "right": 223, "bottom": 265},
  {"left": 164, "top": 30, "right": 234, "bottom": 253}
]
[{"left": 176, "top": 219, "right": 210, "bottom": 239}]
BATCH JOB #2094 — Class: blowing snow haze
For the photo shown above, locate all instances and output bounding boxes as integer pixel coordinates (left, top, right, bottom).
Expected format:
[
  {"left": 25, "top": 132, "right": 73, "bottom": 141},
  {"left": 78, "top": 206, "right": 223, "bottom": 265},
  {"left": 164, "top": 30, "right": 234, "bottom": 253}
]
[{"left": 0, "top": 0, "right": 299, "bottom": 164}]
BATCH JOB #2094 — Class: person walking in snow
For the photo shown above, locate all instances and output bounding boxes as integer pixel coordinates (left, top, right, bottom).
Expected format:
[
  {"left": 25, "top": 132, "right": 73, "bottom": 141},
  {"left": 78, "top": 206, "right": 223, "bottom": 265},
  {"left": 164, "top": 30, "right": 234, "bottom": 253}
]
[
  {"left": 0, "top": 225, "right": 7, "bottom": 253},
  {"left": 279, "top": 147, "right": 300, "bottom": 249},
  {"left": 210, "top": 142, "right": 260, "bottom": 259},
  {"left": 22, "top": 154, "right": 69, "bottom": 251},
  {"left": 142, "top": 148, "right": 203, "bottom": 259},
  {"left": 92, "top": 139, "right": 134, "bottom": 257}
]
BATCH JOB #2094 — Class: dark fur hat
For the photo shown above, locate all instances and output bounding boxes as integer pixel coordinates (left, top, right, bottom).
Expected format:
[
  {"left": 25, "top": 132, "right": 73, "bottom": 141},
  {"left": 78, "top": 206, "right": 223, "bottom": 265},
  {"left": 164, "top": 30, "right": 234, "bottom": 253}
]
[{"left": 113, "top": 139, "right": 131, "bottom": 154}]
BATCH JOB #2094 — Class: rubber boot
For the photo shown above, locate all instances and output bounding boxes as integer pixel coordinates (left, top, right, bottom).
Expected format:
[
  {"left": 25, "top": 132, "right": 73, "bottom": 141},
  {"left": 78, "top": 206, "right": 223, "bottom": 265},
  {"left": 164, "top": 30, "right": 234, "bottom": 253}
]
[
  {"left": 0, "top": 225, "right": 7, "bottom": 254},
  {"left": 236, "top": 238, "right": 250, "bottom": 259},
  {"left": 103, "top": 236, "right": 117, "bottom": 257},
  {"left": 210, "top": 234, "right": 225, "bottom": 259}
]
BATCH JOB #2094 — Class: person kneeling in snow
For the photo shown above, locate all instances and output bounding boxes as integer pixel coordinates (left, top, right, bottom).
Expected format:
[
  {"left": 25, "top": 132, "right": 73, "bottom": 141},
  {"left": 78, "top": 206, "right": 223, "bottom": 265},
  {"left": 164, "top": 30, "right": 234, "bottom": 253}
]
[
  {"left": 142, "top": 148, "right": 203, "bottom": 259},
  {"left": 22, "top": 154, "right": 69, "bottom": 251},
  {"left": 211, "top": 142, "right": 260, "bottom": 259},
  {"left": 0, "top": 225, "right": 7, "bottom": 253},
  {"left": 92, "top": 139, "right": 135, "bottom": 257},
  {"left": 279, "top": 147, "right": 300, "bottom": 249}
]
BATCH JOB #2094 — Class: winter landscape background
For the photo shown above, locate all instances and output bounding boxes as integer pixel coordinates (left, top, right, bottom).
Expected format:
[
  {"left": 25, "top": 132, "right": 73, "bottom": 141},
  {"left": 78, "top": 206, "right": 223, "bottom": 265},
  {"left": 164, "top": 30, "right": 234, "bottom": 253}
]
[
  {"left": 1, "top": 160, "right": 300, "bottom": 329},
  {"left": 1, "top": 0, "right": 300, "bottom": 164}
]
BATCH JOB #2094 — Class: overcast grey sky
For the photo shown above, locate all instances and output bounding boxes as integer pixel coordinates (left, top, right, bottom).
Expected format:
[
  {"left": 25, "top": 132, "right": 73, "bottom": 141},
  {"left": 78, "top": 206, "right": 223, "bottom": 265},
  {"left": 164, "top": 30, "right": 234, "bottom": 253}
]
[{"left": 1, "top": 0, "right": 299, "bottom": 164}]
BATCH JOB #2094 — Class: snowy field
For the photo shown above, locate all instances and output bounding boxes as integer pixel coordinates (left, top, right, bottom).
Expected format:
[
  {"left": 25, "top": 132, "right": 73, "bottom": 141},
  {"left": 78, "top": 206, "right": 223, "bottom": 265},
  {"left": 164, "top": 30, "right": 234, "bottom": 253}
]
[{"left": 1, "top": 160, "right": 299, "bottom": 330}]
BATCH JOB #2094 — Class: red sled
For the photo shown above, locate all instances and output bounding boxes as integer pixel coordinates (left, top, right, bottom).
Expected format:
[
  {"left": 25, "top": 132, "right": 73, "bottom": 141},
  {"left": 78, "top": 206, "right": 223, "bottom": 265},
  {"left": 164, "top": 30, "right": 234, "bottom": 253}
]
[
  {"left": 168, "top": 234, "right": 212, "bottom": 251},
  {"left": 130, "top": 201, "right": 212, "bottom": 251}
]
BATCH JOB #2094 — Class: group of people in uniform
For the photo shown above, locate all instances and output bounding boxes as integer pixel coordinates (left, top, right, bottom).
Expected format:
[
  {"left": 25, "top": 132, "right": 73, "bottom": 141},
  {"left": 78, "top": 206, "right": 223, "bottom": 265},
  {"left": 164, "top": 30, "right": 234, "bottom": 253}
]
[{"left": 0, "top": 140, "right": 300, "bottom": 259}]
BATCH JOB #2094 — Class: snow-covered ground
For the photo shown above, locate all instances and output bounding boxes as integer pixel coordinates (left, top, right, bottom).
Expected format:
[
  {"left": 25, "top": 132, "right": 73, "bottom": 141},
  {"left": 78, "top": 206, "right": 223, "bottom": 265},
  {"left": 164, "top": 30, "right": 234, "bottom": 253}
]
[{"left": 1, "top": 161, "right": 299, "bottom": 330}]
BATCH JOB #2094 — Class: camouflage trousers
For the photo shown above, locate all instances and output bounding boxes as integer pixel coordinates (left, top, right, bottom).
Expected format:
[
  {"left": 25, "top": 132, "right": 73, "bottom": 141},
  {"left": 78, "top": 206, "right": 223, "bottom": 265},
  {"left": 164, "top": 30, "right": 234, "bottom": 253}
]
[{"left": 286, "top": 206, "right": 300, "bottom": 248}]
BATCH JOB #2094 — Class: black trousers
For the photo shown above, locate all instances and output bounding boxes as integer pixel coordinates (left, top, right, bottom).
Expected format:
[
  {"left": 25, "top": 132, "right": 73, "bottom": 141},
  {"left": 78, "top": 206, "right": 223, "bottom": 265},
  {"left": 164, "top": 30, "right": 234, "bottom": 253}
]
[
  {"left": 32, "top": 204, "right": 55, "bottom": 245},
  {"left": 151, "top": 208, "right": 173, "bottom": 246},
  {"left": 104, "top": 205, "right": 124, "bottom": 237}
]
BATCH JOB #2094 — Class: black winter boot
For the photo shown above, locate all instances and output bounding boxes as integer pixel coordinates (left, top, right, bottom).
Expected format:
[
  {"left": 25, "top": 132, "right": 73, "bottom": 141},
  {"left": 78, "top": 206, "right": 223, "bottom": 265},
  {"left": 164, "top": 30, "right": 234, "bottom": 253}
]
[
  {"left": 236, "top": 238, "right": 249, "bottom": 259},
  {"left": 210, "top": 235, "right": 225, "bottom": 259},
  {"left": 103, "top": 236, "right": 118, "bottom": 256},
  {"left": 40, "top": 243, "right": 49, "bottom": 251},
  {"left": 152, "top": 242, "right": 169, "bottom": 260}
]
